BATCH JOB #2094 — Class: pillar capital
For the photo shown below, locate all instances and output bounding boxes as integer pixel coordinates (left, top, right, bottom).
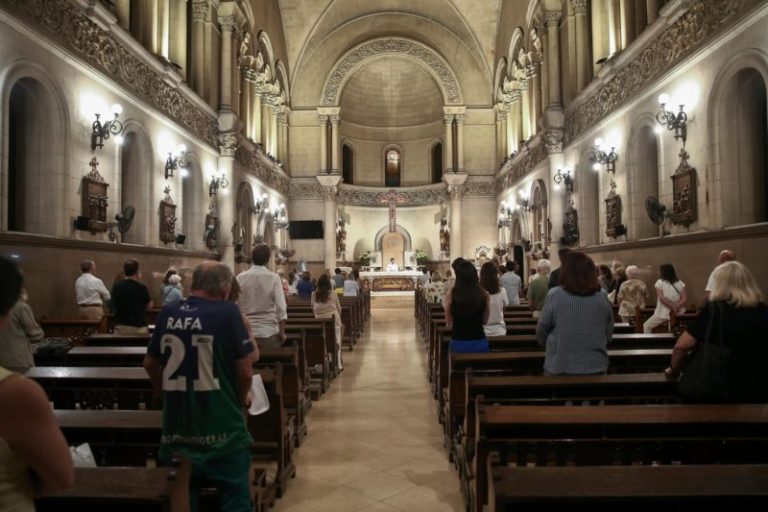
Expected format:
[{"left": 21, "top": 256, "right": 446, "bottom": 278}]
[
  {"left": 316, "top": 174, "right": 343, "bottom": 193},
  {"left": 218, "top": 15, "right": 237, "bottom": 31},
  {"left": 443, "top": 114, "right": 454, "bottom": 125},
  {"left": 318, "top": 114, "right": 329, "bottom": 124},
  {"left": 329, "top": 115, "right": 340, "bottom": 126},
  {"left": 191, "top": 1, "right": 209, "bottom": 22},
  {"left": 454, "top": 114, "right": 465, "bottom": 124},
  {"left": 542, "top": 10, "right": 562, "bottom": 28},
  {"left": 569, "top": 0, "right": 588, "bottom": 15}
]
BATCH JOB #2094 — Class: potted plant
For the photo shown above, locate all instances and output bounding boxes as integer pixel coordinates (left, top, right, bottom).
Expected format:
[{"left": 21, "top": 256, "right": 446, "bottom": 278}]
[
  {"left": 414, "top": 249, "right": 428, "bottom": 265},
  {"left": 359, "top": 252, "right": 371, "bottom": 266}
]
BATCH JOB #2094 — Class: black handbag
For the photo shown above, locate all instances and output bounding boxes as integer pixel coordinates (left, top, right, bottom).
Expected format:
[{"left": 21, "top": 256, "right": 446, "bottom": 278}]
[{"left": 677, "top": 302, "right": 731, "bottom": 401}]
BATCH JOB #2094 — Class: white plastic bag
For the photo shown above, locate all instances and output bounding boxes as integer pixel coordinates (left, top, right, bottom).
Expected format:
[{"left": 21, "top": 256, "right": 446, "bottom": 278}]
[
  {"left": 70, "top": 443, "right": 97, "bottom": 467},
  {"left": 248, "top": 374, "right": 270, "bottom": 416}
]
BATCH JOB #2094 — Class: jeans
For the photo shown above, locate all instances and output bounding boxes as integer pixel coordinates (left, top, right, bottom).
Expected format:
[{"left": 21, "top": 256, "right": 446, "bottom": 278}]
[
  {"left": 188, "top": 449, "right": 252, "bottom": 512},
  {"left": 449, "top": 339, "right": 490, "bottom": 353}
]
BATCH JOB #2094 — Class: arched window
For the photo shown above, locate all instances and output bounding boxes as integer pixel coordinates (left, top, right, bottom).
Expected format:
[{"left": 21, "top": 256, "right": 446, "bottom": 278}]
[
  {"left": 431, "top": 142, "right": 443, "bottom": 184},
  {"left": 342, "top": 144, "right": 354, "bottom": 184},
  {"left": 384, "top": 147, "right": 401, "bottom": 187}
]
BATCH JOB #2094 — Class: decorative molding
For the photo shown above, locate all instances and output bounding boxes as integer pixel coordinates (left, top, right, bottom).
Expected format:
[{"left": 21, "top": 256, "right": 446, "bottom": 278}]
[
  {"left": 289, "top": 182, "right": 324, "bottom": 199},
  {"left": 218, "top": 132, "right": 239, "bottom": 157},
  {"left": 463, "top": 181, "right": 497, "bottom": 197},
  {"left": 497, "top": 142, "right": 548, "bottom": 191},
  {"left": 542, "top": 10, "right": 562, "bottom": 28},
  {"left": 447, "top": 184, "right": 464, "bottom": 200},
  {"left": 565, "top": 0, "right": 757, "bottom": 143},
  {"left": 339, "top": 186, "right": 447, "bottom": 206},
  {"left": 322, "top": 38, "right": 462, "bottom": 106},
  {"left": 234, "top": 143, "right": 290, "bottom": 195},
  {"left": 569, "top": 0, "right": 588, "bottom": 15},
  {"left": 5, "top": 0, "right": 219, "bottom": 148},
  {"left": 543, "top": 129, "right": 564, "bottom": 154},
  {"left": 0, "top": 232, "right": 213, "bottom": 257}
]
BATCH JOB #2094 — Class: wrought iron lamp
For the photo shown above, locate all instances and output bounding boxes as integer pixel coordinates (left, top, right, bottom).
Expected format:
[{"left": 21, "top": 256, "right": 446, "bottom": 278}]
[
  {"left": 91, "top": 103, "right": 124, "bottom": 151},
  {"left": 517, "top": 189, "right": 532, "bottom": 211},
  {"left": 553, "top": 167, "right": 573, "bottom": 192},
  {"left": 273, "top": 203, "right": 289, "bottom": 229},
  {"left": 164, "top": 144, "right": 189, "bottom": 180},
  {"left": 252, "top": 193, "right": 269, "bottom": 214},
  {"left": 208, "top": 172, "right": 229, "bottom": 197},
  {"left": 498, "top": 201, "right": 514, "bottom": 228},
  {"left": 656, "top": 93, "right": 688, "bottom": 145},
  {"left": 591, "top": 138, "right": 618, "bottom": 173}
]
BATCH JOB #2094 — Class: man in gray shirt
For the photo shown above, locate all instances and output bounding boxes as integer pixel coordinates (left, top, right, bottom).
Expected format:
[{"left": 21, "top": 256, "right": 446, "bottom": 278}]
[{"left": 499, "top": 261, "right": 522, "bottom": 305}]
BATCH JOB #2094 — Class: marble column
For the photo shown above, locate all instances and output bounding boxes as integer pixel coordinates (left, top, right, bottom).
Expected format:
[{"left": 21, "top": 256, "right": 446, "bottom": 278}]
[
  {"left": 169, "top": 0, "right": 187, "bottom": 79},
  {"left": 607, "top": 0, "right": 621, "bottom": 55},
  {"left": 262, "top": 102, "right": 271, "bottom": 150},
  {"left": 455, "top": 114, "right": 465, "bottom": 172},
  {"left": 571, "top": 0, "right": 590, "bottom": 93},
  {"left": 319, "top": 114, "right": 329, "bottom": 173},
  {"left": 511, "top": 97, "right": 523, "bottom": 152},
  {"left": 529, "top": 66, "right": 541, "bottom": 135},
  {"left": 277, "top": 109, "right": 288, "bottom": 162},
  {"left": 619, "top": 0, "right": 636, "bottom": 49},
  {"left": 252, "top": 93, "right": 262, "bottom": 142},
  {"left": 591, "top": 0, "right": 609, "bottom": 75},
  {"left": 521, "top": 89, "right": 531, "bottom": 140},
  {"left": 496, "top": 108, "right": 507, "bottom": 165},
  {"left": 543, "top": 10, "right": 562, "bottom": 107},
  {"left": 443, "top": 172, "right": 468, "bottom": 258},
  {"left": 443, "top": 114, "right": 454, "bottom": 172},
  {"left": 647, "top": 0, "right": 660, "bottom": 24},
  {"left": 317, "top": 174, "right": 342, "bottom": 270},
  {"left": 217, "top": 140, "right": 238, "bottom": 267},
  {"left": 330, "top": 115, "right": 340, "bottom": 173},
  {"left": 270, "top": 105, "right": 279, "bottom": 156},
  {"left": 218, "top": 15, "right": 236, "bottom": 111},
  {"left": 190, "top": 1, "right": 207, "bottom": 99},
  {"left": 240, "top": 77, "right": 250, "bottom": 137}
]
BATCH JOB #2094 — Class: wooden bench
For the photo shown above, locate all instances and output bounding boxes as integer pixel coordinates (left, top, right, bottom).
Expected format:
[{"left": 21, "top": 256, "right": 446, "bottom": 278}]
[
  {"left": 284, "top": 319, "right": 333, "bottom": 398},
  {"left": 40, "top": 318, "right": 106, "bottom": 342}
]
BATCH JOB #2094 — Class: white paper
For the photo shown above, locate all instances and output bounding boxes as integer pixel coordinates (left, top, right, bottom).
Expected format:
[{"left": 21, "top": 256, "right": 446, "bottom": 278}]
[{"left": 248, "top": 374, "right": 270, "bottom": 416}]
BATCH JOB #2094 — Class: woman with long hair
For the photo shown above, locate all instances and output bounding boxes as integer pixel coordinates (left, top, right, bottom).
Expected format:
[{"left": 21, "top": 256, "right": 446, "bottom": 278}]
[
  {"left": 643, "top": 263, "right": 687, "bottom": 333},
  {"left": 536, "top": 252, "right": 614, "bottom": 375},
  {"left": 444, "top": 260, "right": 489, "bottom": 352},
  {"left": 312, "top": 274, "right": 344, "bottom": 370},
  {"left": 480, "top": 261, "right": 508, "bottom": 337}
]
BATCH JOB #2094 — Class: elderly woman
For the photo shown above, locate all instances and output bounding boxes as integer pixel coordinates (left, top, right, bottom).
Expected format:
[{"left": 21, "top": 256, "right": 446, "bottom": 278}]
[
  {"left": 527, "top": 259, "right": 551, "bottom": 318},
  {"left": 537, "top": 252, "right": 614, "bottom": 375},
  {"left": 665, "top": 261, "right": 768, "bottom": 402},
  {"left": 617, "top": 265, "right": 648, "bottom": 323}
]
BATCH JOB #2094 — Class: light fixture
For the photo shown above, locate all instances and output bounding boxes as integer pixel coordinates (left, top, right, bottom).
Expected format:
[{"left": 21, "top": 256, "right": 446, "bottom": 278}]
[
  {"left": 553, "top": 167, "right": 573, "bottom": 192},
  {"left": 273, "top": 203, "right": 289, "bottom": 229},
  {"left": 592, "top": 138, "right": 618, "bottom": 174},
  {"left": 517, "top": 189, "right": 532, "bottom": 211},
  {"left": 91, "top": 103, "right": 124, "bottom": 151},
  {"left": 252, "top": 193, "right": 269, "bottom": 214},
  {"left": 164, "top": 144, "right": 189, "bottom": 180},
  {"left": 498, "top": 201, "right": 514, "bottom": 228},
  {"left": 656, "top": 92, "right": 688, "bottom": 145},
  {"left": 208, "top": 171, "right": 229, "bottom": 197}
]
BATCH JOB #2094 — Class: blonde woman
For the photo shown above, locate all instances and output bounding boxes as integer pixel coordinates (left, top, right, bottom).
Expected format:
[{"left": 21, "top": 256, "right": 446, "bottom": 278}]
[{"left": 665, "top": 261, "right": 768, "bottom": 402}]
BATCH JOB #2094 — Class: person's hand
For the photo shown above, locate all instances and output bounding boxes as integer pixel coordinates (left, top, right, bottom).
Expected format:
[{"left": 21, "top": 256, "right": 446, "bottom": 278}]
[
  {"left": 279, "top": 331, "right": 287, "bottom": 343},
  {"left": 243, "top": 391, "right": 252, "bottom": 409},
  {"left": 664, "top": 367, "right": 680, "bottom": 380}
]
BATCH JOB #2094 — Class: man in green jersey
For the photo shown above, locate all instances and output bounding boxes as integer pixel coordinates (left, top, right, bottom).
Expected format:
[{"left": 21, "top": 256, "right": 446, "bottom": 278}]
[{"left": 144, "top": 262, "right": 257, "bottom": 512}]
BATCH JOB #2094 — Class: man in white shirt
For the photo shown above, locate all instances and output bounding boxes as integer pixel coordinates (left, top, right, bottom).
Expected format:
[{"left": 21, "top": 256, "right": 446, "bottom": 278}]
[
  {"left": 386, "top": 258, "right": 399, "bottom": 272},
  {"left": 700, "top": 249, "right": 736, "bottom": 307},
  {"left": 74, "top": 259, "right": 110, "bottom": 321},
  {"left": 499, "top": 261, "right": 522, "bottom": 305},
  {"left": 237, "top": 244, "right": 287, "bottom": 348}
]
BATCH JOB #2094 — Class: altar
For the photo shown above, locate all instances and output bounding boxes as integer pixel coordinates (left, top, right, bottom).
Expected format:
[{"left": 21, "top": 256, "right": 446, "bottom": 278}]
[{"left": 360, "top": 270, "right": 422, "bottom": 295}]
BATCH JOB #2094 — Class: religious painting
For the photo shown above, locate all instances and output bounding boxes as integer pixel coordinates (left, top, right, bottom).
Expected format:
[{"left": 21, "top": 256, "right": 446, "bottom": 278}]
[
  {"left": 159, "top": 187, "right": 177, "bottom": 245},
  {"left": 81, "top": 157, "right": 109, "bottom": 233},
  {"left": 670, "top": 149, "right": 698, "bottom": 228},
  {"left": 604, "top": 181, "right": 624, "bottom": 239},
  {"left": 561, "top": 205, "right": 580, "bottom": 246}
]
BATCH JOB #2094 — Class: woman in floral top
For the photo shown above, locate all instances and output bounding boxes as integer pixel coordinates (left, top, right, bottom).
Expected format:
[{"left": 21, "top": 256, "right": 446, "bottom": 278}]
[{"left": 617, "top": 265, "right": 648, "bottom": 322}]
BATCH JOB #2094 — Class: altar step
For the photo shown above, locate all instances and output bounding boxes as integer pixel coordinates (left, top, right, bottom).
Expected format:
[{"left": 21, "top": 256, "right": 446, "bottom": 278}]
[{"left": 371, "top": 296, "right": 414, "bottom": 309}]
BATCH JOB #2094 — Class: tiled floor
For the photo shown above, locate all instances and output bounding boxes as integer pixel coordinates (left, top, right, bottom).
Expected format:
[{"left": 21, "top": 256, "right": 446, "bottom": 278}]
[{"left": 273, "top": 298, "right": 463, "bottom": 512}]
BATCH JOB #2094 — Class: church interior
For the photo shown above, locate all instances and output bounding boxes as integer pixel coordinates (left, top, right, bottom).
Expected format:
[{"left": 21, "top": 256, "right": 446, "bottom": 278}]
[{"left": 1, "top": 0, "right": 768, "bottom": 510}]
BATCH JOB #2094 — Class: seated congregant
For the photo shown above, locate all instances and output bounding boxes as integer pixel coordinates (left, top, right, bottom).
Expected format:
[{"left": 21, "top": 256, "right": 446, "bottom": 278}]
[
  {"left": 480, "top": 262, "right": 508, "bottom": 337},
  {"left": 536, "top": 252, "right": 613, "bottom": 375},
  {"left": 386, "top": 258, "right": 399, "bottom": 272},
  {"left": 343, "top": 270, "right": 360, "bottom": 297},
  {"left": 296, "top": 271, "right": 316, "bottom": 300},
  {"left": 445, "top": 260, "right": 490, "bottom": 353}
]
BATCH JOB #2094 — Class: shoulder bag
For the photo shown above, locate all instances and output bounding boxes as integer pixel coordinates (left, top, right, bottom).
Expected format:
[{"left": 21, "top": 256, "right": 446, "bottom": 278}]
[{"left": 677, "top": 302, "right": 731, "bottom": 402}]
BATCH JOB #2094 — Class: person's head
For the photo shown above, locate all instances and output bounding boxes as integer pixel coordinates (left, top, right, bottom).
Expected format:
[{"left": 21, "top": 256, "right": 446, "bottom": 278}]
[
  {"left": 505, "top": 261, "right": 515, "bottom": 273},
  {"left": 169, "top": 274, "right": 182, "bottom": 287},
  {"left": 480, "top": 261, "right": 500, "bottom": 295},
  {"left": 626, "top": 265, "right": 640, "bottom": 280},
  {"left": 709, "top": 261, "right": 763, "bottom": 308},
  {"left": 390, "top": 258, "right": 395, "bottom": 263},
  {"left": 445, "top": 269, "right": 453, "bottom": 279},
  {"left": 598, "top": 264, "right": 613, "bottom": 279},
  {"left": 302, "top": 271, "right": 311, "bottom": 281},
  {"left": 536, "top": 259, "right": 551, "bottom": 276},
  {"left": 123, "top": 259, "right": 140, "bottom": 278},
  {"left": 191, "top": 261, "right": 233, "bottom": 300},
  {"left": 659, "top": 264, "right": 678, "bottom": 283},
  {"left": 162, "top": 269, "right": 177, "bottom": 284},
  {"left": 251, "top": 244, "right": 271, "bottom": 266},
  {"left": 80, "top": 259, "right": 96, "bottom": 273},
  {"left": 0, "top": 256, "right": 23, "bottom": 326},
  {"left": 559, "top": 252, "right": 600, "bottom": 296},
  {"left": 452, "top": 260, "right": 485, "bottom": 311},
  {"left": 717, "top": 250, "right": 736, "bottom": 265},
  {"left": 451, "top": 257, "right": 464, "bottom": 272},
  {"left": 432, "top": 270, "right": 443, "bottom": 282},
  {"left": 335, "top": 268, "right": 341, "bottom": 275},
  {"left": 558, "top": 247, "right": 572, "bottom": 262},
  {"left": 316, "top": 273, "right": 332, "bottom": 302},
  {"left": 615, "top": 267, "right": 627, "bottom": 281}
]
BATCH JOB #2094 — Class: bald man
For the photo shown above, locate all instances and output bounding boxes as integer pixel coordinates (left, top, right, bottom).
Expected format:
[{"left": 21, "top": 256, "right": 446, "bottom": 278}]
[{"left": 701, "top": 250, "right": 736, "bottom": 307}]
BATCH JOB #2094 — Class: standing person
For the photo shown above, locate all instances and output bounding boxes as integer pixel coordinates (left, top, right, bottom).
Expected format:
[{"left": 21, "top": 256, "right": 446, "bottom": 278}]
[
  {"left": 161, "top": 272, "right": 184, "bottom": 306},
  {"left": 276, "top": 269, "right": 290, "bottom": 298},
  {"left": 527, "top": 259, "right": 551, "bottom": 319},
  {"left": 598, "top": 265, "right": 617, "bottom": 295},
  {"left": 237, "top": 244, "right": 287, "bottom": 348},
  {"left": 0, "top": 256, "right": 74, "bottom": 510},
  {"left": 312, "top": 274, "right": 344, "bottom": 371},
  {"left": 296, "top": 272, "right": 316, "bottom": 300},
  {"left": 445, "top": 260, "right": 490, "bottom": 353},
  {"left": 112, "top": 259, "right": 153, "bottom": 335},
  {"left": 617, "top": 265, "right": 648, "bottom": 323},
  {"left": 143, "top": 262, "right": 257, "bottom": 512},
  {"left": 499, "top": 261, "right": 522, "bottom": 306},
  {"left": 701, "top": 250, "right": 736, "bottom": 307},
  {"left": 480, "top": 262, "right": 508, "bottom": 337},
  {"left": 548, "top": 248, "right": 572, "bottom": 289},
  {"left": 343, "top": 270, "right": 360, "bottom": 297},
  {"left": 612, "top": 267, "right": 627, "bottom": 304},
  {"left": 74, "top": 259, "right": 111, "bottom": 321},
  {"left": 333, "top": 268, "right": 345, "bottom": 290},
  {"left": 537, "top": 252, "right": 614, "bottom": 375},
  {"left": 643, "top": 264, "right": 687, "bottom": 333},
  {"left": 0, "top": 290, "right": 43, "bottom": 373},
  {"left": 386, "top": 258, "right": 399, "bottom": 272}
]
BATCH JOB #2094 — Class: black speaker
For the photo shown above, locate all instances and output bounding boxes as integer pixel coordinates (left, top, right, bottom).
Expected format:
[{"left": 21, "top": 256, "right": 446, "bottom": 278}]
[
  {"left": 175, "top": 234, "right": 186, "bottom": 245},
  {"left": 615, "top": 224, "right": 627, "bottom": 236},
  {"left": 74, "top": 216, "right": 90, "bottom": 230}
]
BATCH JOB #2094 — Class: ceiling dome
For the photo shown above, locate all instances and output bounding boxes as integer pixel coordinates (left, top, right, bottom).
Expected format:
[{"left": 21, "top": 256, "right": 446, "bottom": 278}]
[{"left": 339, "top": 57, "right": 443, "bottom": 128}]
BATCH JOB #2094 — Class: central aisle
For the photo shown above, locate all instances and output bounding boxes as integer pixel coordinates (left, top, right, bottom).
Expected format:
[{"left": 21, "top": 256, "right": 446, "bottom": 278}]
[{"left": 274, "top": 298, "right": 463, "bottom": 512}]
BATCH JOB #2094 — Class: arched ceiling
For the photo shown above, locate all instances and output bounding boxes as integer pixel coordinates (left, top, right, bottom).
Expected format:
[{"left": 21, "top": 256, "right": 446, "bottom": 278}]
[{"left": 339, "top": 57, "right": 443, "bottom": 128}]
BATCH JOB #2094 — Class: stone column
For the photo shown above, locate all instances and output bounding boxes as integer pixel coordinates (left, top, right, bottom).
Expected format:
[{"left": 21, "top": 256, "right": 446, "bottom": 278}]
[
  {"left": 240, "top": 77, "right": 250, "bottom": 137},
  {"left": 511, "top": 96, "right": 523, "bottom": 152},
  {"left": 169, "top": 0, "right": 187, "bottom": 79},
  {"left": 590, "top": 0, "right": 609, "bottom": 75},
  {"left": 496, "top": 108, "right": 507, "bottom": 165},
  {"left": 190, "top": 1, "right": 207, "bottom": 99},
  {"left": 521, "top": 89, "right": 531, "bottom": 140},
  {"left": 646, "top": 0, "right": 659, "bottom": 24},
  {"left": 607, "top": 0, "right": 621, "bottom": 55},
  {"left": 547, "top": 152, "right": 566, "bottom": 257},
  {"left": 528, "top": 66, "right": 541, "bottom": 135},
  {"left": 619, "top": 0, "right": 636, "bottom": 49},
  {"left": 252, "top": 93, "right": 262, "bottom": 142},
  {"left": 141, "top": 0, "right": 158, "bottom": 53},
  {"left": 543, "top": 10, "right": 562, "bottom": 107},
  {"left": 217, "top": 15, "right": 236, "bottom": 111},
  {"left": 330, "top": 115, "right": 340, "bottom": 173},
  {"left": 115, "top": 0, "right": 130, "bottom": 30},
  {"left": 277, "top": 108, "right": 288, "bottom": 162},
  {"left": 571, "top": 0, "right": 590, "bottom": 93},
  {"left": 217, "top": 135, "right": 238, "bottom": 267},
  {"left": 270, "top": 105, "right": 279, "bottom": 156},
  {"left": 319, "top": 114, "right": 329, "bottom": 173},
  {"left": 317, "top": 174, "right": 342, "bottom": 270},
  {"left": 455, "top": 114, "right": 465, "bottom": 172},
  {"left": 443, "top": 114, "right": 454, "bottom": 172},
  {"left": 443, "top": 172, "right": 468, "bottom": 258}
]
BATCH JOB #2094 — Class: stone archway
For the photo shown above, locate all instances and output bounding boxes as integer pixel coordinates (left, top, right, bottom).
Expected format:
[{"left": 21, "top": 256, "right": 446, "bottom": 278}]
[{"left": 374, "top": 224, "right": 413, "bottom": 268}]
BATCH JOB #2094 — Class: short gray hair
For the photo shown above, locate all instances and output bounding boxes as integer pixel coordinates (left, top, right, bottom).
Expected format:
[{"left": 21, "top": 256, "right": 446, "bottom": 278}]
[
  {"left": 191, "top": 263, "right": 233, "bottom": 296},
  {"left": 626, "top": 265, "right": 640, "bottom": 279},
  {"left": 537, "top": 259, "right": 551, "bottom": 275}
]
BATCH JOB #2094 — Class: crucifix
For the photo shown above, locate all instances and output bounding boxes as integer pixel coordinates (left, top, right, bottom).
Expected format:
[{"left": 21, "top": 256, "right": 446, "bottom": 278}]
[{"left": 378, "top": 190, "right": 406, "bottom": 232}]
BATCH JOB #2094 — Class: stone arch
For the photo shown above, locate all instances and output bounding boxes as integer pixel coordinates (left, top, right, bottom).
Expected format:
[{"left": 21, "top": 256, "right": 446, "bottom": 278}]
[
  {"left": 256, "top": 31, "right": 276, "bottom": 71},
  {"left": 576, "top": 145, "right": 600, "bottom": 246},
  {"left": 0, "top": 59, "right": 70, "bottom": 235},
  {"left": 708, "top": 48, "right": 768, "bottom": 227},
  {"left": 118, "top": 119, "right": 154, "bottom": 245},
  {"left": 275, "top": 60, "right": 290, "bottom": 104},
  {"left": 180, "top": 152, "right": 204, "bottom": 250},
  {"left": 236, "top": 181, "right": 255, "bottom": 256},
  {"left": 374, "top": 224, "right": 413, "bottom": 253},
  {"left": 507, "top": 28, "right": 526, "bottom": 70},
  {"left": 494, "top": 58, "right": 508, "bottom": 102},
  {"left": 321, "top": 38, "right": 463, "bottom": 106},
  {"left": 626, "top": 114, "right": 663, "bottom": 239},
  {"left": 530, "top": 179, "right": 548, "bottom": 245}
]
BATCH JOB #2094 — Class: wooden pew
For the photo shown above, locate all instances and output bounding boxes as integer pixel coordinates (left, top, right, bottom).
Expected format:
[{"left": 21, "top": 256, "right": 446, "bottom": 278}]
[
  {"left": 40, "top": 318, "right": 106, "bottom": 342},
  {"left": 257, "top": 346, "right": 308, "bottom": 446},
  {"left": 284, "top": 319, "right": 333, "bottom": 398},
  {"left": 83, "top": 334, "right": 151, "bottom": 347}
]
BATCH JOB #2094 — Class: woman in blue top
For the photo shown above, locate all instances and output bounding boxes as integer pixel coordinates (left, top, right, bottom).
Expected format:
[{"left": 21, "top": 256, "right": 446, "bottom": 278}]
[
  {"left": 536, "top": 251, "right": 614, "bottom": 375},
  {"left": 296, "top": 271, "right": 316, "bottom": 300},
  {"left": 444, "top": 260, "right": 490, "bottom": 353}
]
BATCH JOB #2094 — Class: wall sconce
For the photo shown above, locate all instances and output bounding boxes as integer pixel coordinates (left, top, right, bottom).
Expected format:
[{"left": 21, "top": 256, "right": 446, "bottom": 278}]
[
  {"left": 208, "top": 172, "right": 229, "bottom": 197},
  {"left": 91, "top": 103, "right": 124, "bottom": 151},
  {"left": 517, "top": 189, "right": 532, "bottom": 211},
  {"left": 656, "top": 92, "right": 688, "bottom": 145},
  {"left": 591, "top": 138, "right": 618, "bottom": 173},
  {"left": 164, "top": 144, "right": 189, "bottom": 180},
  {"left": 498, "top": 201, "right": 514, "bottom": 228},
  {"left": 273, "top": 203, "right": 289, "bottom": 229},
  {"left": 252, "top": 193, "right": 269, "bottom": 214},
  {"left": 553, "top": 167, "right": 574, "bottom": 192}
]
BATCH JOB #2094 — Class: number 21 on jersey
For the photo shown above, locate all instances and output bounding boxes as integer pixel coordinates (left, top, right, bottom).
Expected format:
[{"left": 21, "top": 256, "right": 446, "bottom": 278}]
[{"left": 161, "top": 334, "right": 221, "bottom": 392}]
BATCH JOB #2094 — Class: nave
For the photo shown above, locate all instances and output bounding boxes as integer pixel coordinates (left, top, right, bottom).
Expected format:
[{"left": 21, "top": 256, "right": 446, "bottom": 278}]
[{"left": 274, "top": 298, "right": 462, "bottom": 512}]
